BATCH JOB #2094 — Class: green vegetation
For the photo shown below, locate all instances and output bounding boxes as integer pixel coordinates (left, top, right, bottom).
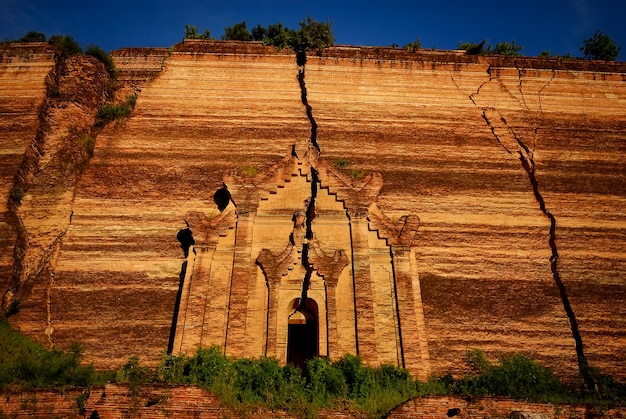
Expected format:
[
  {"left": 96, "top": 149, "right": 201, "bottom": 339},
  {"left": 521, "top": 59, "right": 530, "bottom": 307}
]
[
  {"left": 1, "top": 319, "right": 625, "bottom": 419},
  {"left": 458, "top": 39, "right": 523, "bottom": 56},
  {"left": 334, "top": 159, "right": 363, "bottom": 179},
  {"left": 222, "top": 21, "right": 252, "bottom": 41},
  {"left": 49, "top": 34, "right": 82, "bottom": 58},
  {"left": 455, "top": 350, "right": 568, "bottom": 402},
  {"left": 349, "top": 169, "right": 364, "bottom": 179},
  {"left": 260, "top": 22, "right": 295, "bottom": 50},
  {"left": 9, "top": 31, "right": 115, "bottom": 75},
  {"left": 403, "top": 37, "right": 422, "bottom": 52},
  {"left": 76, "top": 135, "right": 96, "bottom": 158},
  {"left": 85, "top": 44, "right": 116, "bottom": 76},
  {"left": 7, "top": 27, "right": 624, "bottom": 61},
  {"left": 113, "top": 348, "right": 626, "bottom": 417},
  {"left": 240, "top": 166, "right": 257, "bottom": 177},
  {"left": 291, "top": 16, "right": 335, "bottom": 51},
  {"left": 489, "top": 40, "right": 523, "bottom": 56},
  {"left": 581, "top": 31, "right": 621, "bottom": 61},
  {"left": 335, "top": 159, "right": 348, "bottom": 169},
  {"left": 457, "top": 40, "right": 486, "bottom": 55},
  {"left": 17, "top": 30, "right": 47, "bottom": 42},
  {"left": 124, "top": 348, "right": 420, "bottom": 418},
  {"left": 185, "top": 15, "right": 334, "bottom": 52},
  {"left": 9, "top": 186, "right": 23, "bottom": 204},
  {"left": 96, "top": 94, "right": 137, "bottom": 124},
  {"left": 538, "top": 50, "right": 573, "bottom": 59},
  {"left": 0, "top": 319, "right": 98, "bottom": 389},
  {"left": 184, "top": 24, "right": 213, "bottom": 40}
]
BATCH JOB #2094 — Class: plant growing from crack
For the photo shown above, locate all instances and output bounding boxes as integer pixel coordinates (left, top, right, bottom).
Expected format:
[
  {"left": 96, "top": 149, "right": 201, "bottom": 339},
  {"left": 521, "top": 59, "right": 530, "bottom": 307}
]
[
  {"left": 96, "top": 94, "right": 137, "bottom": 124},
  {"left": 240, "top": 166, "right": 257, "bottom": 177}
]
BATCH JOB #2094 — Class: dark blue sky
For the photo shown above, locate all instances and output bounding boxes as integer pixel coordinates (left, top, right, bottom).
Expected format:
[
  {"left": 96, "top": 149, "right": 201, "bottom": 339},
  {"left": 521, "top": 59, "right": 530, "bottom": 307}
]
[{"left": 1, "top": 0, "right": 624, "bottom": 60}]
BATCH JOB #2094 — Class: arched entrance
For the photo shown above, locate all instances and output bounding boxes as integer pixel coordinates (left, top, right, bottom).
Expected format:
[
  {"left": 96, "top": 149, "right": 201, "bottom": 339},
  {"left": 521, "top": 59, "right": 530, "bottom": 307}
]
[{"left": 287, "top": 298, "right": 318, "bottom": 369}]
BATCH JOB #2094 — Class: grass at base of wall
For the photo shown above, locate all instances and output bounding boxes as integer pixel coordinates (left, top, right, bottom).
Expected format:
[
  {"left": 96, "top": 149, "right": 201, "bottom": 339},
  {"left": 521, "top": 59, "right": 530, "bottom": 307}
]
[
  {"left": 1, "top": 316, "right": 625, "bottom": 418},
  {"left": 0, "top": 319, "right": 99, "bottom": 389}
]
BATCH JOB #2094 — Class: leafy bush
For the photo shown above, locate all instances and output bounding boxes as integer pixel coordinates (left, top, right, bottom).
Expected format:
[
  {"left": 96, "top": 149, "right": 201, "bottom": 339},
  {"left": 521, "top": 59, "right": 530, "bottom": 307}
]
[
  {"left": 335, "top": 159, "right": 348, "bottom": 169},
  {"left": 0, "top": 319, "right": 97, "bottom": 389},
  {"left": 305, "top": 357, "right": 348, "bottom": 406},
  {"left": 349, "top": 169, "right": 363, "bottom": 179},
  {"left": 458, "top": 40, "right": 486, "bottom": 55},
  {"left": 455, "top": 350, "right": 568, "bottom": 402},
  {"left": 262, "top": 23, "right": 296, "bottom": 50},
  {"left": 487, "top": 40, "right": 523, "bottom": 56},
  {"left": 85, "top": 44, "right": 116, "bottom": 76},
  {"left": 292, "top": 16, "right": 335, "bottom": 51},
  {"left": 116, "top": 356, "right": 155, "bottom": 386},
  {"left": 18, "top": 31, "right": 47, "bottom": 42},
  {"left": 96, "top": 103, "right": 131, "bottom": 121},
  {"left": 184, "top": 24, "right": 212, "bottom": 40},
  {"left": 96, "top": 94, "right": 136, "bottom": 123},
  {"left": 157, "top": 352, "right": 187, "bottom": 383},
  {"left": 251, "top": 24, "right": 267, "bottom": 41},
  {"left": 249, "top": 16, "right": 334, "bottom": 52},
  {"left": 404, "top": 38, "right": 422, "bottom": 53},
  {"left": 49, "top": 34, "right": 82, "bottom": 58},
  {"left": 148, "top": 348, "right": 419, "bottom": 417},
  {"left": 126, "top": 93, "right": 137, "bottom": 108},
  {"left": 9, "top": 186, "right": 23, "bottom": 204},
  {"left": 222, "top": 21, "right": 252, "bottom": 41},
  {"left": 581, "top": 31, "right": 621, "bottom": 61}
]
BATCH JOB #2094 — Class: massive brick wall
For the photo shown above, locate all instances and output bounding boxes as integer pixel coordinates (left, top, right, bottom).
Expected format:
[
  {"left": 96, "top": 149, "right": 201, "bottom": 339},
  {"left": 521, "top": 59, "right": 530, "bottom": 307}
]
[
  {"left": 303, "top": 47, "right": 626, "bottom": 380},
  {"left": 0, "top": 41, "right": 624, "bottom": 382}
]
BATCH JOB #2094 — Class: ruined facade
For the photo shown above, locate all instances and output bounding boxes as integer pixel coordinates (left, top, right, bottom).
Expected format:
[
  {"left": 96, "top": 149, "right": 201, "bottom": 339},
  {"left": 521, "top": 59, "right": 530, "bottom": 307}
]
[
  {"left": 1, "top": 40, "right": 625, "bottom": 381},
  {"left": 171, "top": 146, "right": 429, "bottom": 377}
]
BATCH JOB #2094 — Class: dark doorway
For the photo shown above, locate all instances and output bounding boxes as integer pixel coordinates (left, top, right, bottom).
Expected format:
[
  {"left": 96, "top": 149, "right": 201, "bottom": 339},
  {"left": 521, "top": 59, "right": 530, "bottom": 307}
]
[{"left": 287, "top": 298, "right": 318, "bottom": 369}]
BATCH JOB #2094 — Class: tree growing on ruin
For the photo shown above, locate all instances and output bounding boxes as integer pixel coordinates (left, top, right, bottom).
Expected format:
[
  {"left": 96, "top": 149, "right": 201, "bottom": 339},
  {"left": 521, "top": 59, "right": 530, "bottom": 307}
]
[
  {"left": 222, "top": 21, "right": 252, "bottom": 41},
  {"left": 581, "top": 31, "right": 621, "bottom": 61},
  {"left": 251, "top": 24, "right": 267, "bottom": 41},
  {"left": 291, "top": 16, "right": 335, "bottom": 51},
  {"left": 18, "top": 31, "right": 47, "bottom": 42},
  {"left": 488, "top": 40, "right": 523, "bottom": 56},
  {"left": 261, "top": 23, "right": 296, "bottom": 50},
  {"left": 184, "top": 24, "right": 212, "bottom": 40},
  {"left": 245, "top": 17, "right": 334, "bottom": 52},
  {"left": 48, "top": 34, "right": 82, "bottom": 58},
  {"left": 404, "top": 37, "right": 422, "bottom": 52},
  {"left": 458, "top": 40, "right": 486, "bottom": 55}
]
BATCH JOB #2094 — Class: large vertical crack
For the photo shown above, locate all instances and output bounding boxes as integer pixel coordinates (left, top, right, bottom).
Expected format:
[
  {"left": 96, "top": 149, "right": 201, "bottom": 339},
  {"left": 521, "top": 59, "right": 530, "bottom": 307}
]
[
  {"left": 296, "top": 51, "right": 319, "bottom": 308},
  {"left": 465, "top": 64, "right": 595, "bottom": 391},
  {"left": 516, "top": 146, "right": 595, "bottom": 392},
  {"left": 297, "top": 55, "right": 320, "bottom": 155},
  {"left": 3, "top": 55, "right": 110, "bottom": 351},
  {"left": 300, "top": 168, "right": 318, "bottom": 307},
  {"left": 476, "top": 97, "right": 595, "bottom": 392}
]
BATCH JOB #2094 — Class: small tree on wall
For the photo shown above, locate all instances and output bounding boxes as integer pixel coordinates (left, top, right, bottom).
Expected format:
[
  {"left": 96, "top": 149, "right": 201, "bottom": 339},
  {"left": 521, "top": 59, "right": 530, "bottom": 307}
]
[
  {"left": 184, "top": 24, "right": 212, "bottom": 40},
  {"left": 488, "top": 40, "right": 523, "bottom": 56},
  {"left": 291, "top": 16, "right": 335, "bottom": 51},
  {"left": 581, "top": 31, "right": 621, "bottom": 61},
  {"left": 222, "top": 21, "right": 252, "bottom": 41}
]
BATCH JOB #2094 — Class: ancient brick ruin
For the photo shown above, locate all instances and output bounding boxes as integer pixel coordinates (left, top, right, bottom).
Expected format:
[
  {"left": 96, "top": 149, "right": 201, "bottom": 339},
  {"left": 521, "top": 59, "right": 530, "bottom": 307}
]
[{"left": 1, "top": 40, "right": 625, "bottom": 387}]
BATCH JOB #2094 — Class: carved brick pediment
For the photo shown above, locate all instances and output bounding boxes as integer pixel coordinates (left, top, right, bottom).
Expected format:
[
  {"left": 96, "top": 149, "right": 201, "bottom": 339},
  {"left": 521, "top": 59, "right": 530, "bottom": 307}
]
[
  {"left": 256, "top": 245, "right": 297, "bottom": 288},
  {"left": 309, "top": 242, "right": 349, "bottom": 288}
]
